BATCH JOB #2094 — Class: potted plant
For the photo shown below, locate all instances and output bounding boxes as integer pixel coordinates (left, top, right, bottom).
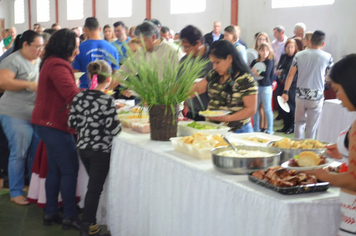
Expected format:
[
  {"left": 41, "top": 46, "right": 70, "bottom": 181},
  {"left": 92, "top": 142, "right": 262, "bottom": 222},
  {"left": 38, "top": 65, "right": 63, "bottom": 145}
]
[{"left": 116, "top": 47, "right": 207, "bottom": 141}]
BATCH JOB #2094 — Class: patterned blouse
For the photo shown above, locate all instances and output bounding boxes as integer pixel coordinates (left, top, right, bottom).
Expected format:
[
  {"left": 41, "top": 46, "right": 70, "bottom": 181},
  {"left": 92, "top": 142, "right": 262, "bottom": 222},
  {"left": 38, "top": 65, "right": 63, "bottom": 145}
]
[
  {"left": 68, "top": 90, "right": 122, "bottom": 153},
  {"left": 206, "top": 70, "right": 258, "bottom": 132}
]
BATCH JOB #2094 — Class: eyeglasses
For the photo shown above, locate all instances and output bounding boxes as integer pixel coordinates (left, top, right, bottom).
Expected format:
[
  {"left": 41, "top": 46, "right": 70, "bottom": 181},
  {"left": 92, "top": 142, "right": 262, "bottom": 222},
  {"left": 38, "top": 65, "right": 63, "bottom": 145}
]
[
  {"left": 181, "top": 45, "right": 191, "bottom": 51},
  {"left": 31, "top": 44, "right": 44, "bottom": 50}
]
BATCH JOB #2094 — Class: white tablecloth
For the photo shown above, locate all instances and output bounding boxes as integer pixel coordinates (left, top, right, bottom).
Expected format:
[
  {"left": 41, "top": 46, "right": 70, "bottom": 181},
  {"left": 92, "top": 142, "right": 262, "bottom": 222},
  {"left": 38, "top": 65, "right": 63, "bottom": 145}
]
[
  {"left": 317, "top": 99, "right": 356, "bottom": 143},
  {"left": 104, "top": 129, "right": 341, "bottom": 236}
]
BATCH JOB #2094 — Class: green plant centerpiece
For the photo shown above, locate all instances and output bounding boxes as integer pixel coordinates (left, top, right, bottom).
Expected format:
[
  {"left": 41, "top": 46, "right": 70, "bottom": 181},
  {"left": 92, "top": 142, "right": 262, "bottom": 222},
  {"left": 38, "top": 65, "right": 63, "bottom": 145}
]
[{"left": 116, "top": 44, "right": 207, "bottom": 141}]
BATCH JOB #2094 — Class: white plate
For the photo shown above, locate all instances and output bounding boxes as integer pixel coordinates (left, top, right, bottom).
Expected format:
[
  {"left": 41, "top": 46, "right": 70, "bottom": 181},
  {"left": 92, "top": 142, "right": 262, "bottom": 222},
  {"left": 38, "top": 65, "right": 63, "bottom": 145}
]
[
  {"left": 253, "top": 62, "right": 267, "bottom": 73},
  {"left": 74, "top": 72, "right": 85, "bottom": 80},
  {"left": 199, "top": 110, "right": 230, "bottom": 117},
  {"left": 247, "top": 48, "right": 258, "bottom": 65},
  {"left": 277, "top": 95, "right": 290, "bottom": 113},
  {"left": 128, "top": 90, "right": 139, "bottom": 97},
  {"left": 281, "top": 158, "right": 333, "bottom": 171},
  {"left": 194, "top": 78, "right": 204, "bottom": 83}
]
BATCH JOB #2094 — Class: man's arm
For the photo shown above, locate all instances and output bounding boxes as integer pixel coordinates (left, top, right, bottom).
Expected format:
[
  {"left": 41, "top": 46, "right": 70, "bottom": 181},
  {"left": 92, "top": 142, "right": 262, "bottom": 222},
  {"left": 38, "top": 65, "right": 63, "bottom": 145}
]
[{"left": 281, "top": 65, "right": 297, "bottom": 102}]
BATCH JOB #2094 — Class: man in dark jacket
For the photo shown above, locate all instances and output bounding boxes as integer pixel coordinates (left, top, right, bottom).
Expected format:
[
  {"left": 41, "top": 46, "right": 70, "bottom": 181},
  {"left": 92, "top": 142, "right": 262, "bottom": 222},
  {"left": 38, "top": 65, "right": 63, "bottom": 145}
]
[{"left": 203, "top": 21, "right": 224, "bottom": 46}]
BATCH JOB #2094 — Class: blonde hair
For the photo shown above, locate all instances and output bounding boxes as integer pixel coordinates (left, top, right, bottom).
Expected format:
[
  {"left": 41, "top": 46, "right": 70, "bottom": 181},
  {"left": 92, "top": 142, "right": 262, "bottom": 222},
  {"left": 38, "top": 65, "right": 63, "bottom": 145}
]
[
  {"left": 253, "top": 32, "right": 271, "bottom": 50},
  {"left": 257, "top": 43, "right": 274, "bottom": 61},
  {"left": 304, "top": 31, "right": 313, "bottom": 41}
]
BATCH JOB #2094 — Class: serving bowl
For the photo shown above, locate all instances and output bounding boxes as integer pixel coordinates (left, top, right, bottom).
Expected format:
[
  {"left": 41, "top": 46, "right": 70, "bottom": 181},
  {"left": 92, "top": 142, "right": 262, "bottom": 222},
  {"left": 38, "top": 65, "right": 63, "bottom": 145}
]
[
  {"left": 267, "top": 140, "right": 328, "bottom": 164},
  {"left": 211, "top": 146, "right": 281, "bottom": 175}
]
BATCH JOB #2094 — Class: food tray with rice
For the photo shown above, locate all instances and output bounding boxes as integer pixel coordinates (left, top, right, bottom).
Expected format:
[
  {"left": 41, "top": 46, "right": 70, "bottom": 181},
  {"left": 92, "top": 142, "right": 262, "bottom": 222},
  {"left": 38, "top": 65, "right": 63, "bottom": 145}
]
[
  {"left": 249, "top": 167, "right": 330, "bottom": 195},
  {"left": 177, "top": 121, "right": 230, "bottom": 137},
  {"left": 170, "top": 133, "right": 241, "bottom": 159},
  {"left": 211, "top": 146, "right": 281, "bottom": 174}
]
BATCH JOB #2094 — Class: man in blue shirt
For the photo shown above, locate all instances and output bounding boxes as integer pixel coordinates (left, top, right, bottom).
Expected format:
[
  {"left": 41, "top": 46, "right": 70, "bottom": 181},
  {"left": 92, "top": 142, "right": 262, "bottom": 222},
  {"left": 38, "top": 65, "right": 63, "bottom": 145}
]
[
  {"left": 112, "top": 21, "right": 130, "bottom": 65},
  {"left": 73, "top": 17, "right": 119, "bottom": 89}
]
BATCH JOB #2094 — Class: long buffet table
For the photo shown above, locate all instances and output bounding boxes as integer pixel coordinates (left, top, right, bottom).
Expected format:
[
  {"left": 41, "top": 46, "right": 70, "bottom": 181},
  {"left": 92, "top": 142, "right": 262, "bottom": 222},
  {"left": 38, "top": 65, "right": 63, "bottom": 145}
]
[{"left": 96, "top": 129, "right": 342, "bottom": 236}]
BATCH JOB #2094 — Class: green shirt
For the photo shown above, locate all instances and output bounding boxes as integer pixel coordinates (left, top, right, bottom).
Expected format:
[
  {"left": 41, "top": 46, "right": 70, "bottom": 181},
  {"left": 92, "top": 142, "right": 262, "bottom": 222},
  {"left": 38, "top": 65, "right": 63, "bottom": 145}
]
[
  {"left": 3, "top": 36, "right": 12, "bottom": 47},
  {"left": 206, "top": 70, "right": 257, "bottom": 132}
]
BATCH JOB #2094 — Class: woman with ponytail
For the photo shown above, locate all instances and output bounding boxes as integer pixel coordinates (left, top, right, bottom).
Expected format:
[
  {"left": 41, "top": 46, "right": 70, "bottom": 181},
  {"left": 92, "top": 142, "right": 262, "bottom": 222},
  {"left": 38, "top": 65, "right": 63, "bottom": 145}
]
[{"left": 0, "top": 30, "right": 43, "bottom": 205}]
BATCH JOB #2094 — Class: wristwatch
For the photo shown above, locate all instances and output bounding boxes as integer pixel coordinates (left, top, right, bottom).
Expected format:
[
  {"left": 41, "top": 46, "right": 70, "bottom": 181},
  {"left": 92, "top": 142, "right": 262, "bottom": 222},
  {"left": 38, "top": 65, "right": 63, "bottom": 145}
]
[{"left": 283, "top": 90, "right": 289, "bottom": 94}]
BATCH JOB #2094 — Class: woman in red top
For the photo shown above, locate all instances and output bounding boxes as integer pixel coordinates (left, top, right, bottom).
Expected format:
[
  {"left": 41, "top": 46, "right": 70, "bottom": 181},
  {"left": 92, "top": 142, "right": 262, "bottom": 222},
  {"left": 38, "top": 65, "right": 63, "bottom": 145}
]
[{"left": 31, "top": 29, "right": 81, "bottom": 230}]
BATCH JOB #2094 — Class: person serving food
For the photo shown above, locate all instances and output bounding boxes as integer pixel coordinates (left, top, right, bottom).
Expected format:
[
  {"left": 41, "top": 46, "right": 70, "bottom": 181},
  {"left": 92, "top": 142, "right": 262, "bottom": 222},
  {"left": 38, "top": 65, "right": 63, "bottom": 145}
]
[
  {"left": 304, "top": 54, "right": 356, "bottom": 236},
  {"left": 188, "top": 40, "right": 257, "bottom": 133}
]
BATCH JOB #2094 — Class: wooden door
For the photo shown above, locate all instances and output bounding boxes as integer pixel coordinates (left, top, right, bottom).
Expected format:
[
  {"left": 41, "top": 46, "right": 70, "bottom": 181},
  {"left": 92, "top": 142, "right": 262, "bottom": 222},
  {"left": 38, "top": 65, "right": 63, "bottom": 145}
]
[{"left": 0, "top": 19, "right": 5, "bottom": 39}]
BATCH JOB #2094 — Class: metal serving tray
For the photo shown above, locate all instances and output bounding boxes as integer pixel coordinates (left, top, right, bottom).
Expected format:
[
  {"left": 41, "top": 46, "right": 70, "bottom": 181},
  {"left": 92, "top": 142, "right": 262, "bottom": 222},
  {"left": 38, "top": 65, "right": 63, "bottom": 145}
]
[{"left": 248, "top": 174, "right": 330, "bottom": 195}]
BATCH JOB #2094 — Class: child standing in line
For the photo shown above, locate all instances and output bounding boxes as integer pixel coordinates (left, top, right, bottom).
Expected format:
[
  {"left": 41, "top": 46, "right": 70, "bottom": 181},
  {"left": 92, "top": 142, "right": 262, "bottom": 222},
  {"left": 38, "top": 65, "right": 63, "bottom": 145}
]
[
  {"left": 250, "top": 42, "right": 275, "bottom": 134},
  {"left": 68, "top": 60, "right": 122, "bottom": 236}
]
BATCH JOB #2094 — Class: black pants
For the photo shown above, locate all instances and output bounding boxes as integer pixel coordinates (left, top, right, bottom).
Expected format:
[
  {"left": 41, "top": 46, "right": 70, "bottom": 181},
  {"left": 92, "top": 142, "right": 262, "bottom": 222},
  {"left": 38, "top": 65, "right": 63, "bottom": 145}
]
[
  {"left": 281, "top": 85, "right": 296, "bottom": 129},
  {"left": 79, "top": 149, "right": 110, "bottom": 224}
]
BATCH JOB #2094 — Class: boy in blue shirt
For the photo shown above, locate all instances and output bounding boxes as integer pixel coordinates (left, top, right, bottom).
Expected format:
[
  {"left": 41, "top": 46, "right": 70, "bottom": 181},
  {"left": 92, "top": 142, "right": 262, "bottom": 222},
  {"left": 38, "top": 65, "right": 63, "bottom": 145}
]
[{"left": 73, "top": 17, "right": 119, "bottom": 89}]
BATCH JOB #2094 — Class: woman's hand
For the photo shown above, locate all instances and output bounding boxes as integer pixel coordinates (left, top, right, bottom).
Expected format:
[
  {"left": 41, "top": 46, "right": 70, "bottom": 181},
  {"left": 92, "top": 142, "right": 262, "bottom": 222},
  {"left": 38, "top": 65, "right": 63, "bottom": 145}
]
[
  {"left": 251, "top": 67, "right": 259, "bottom": 77},
  {"left": 325, "top": 143, "right": 343, "bottom": 159},
  {"left": 302, "top": 168, "right": 330, "bottom": 181},
  {"left": 275, "top": 70, "right": 282, "bottom": 77},
  {"left": 122, "top": 89, "right": 131, "bottom": 98},
  {"left": 27, "top": 81, "right": 38, "bottom": 92}
]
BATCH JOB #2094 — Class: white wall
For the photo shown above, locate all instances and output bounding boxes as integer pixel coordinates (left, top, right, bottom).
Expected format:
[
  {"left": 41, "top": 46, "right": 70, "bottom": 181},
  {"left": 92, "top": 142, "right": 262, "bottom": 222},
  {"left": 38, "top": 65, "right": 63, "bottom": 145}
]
[
  {"left": 96, "top": 0, "right": 146, "bottom": 30},
  {"left": 151, "top": 0, "right": 230, "bottom": 35},
  {"left": 2, "top": 0, "right": 356, "bottom": 61},
  {"left": 238, "top": 0, "right": 356, "bottom": 61},
  {"left": 0, "top": 0, "right": 10, "bottom": 28}
]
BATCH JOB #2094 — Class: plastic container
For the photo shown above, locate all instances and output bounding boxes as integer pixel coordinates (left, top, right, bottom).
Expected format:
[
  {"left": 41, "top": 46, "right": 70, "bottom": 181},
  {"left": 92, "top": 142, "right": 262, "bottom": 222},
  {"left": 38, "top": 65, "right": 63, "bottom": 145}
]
[
  {"left": 170, "top": 137, "right": 217, "bottom": 159},
  {"left": 132, "top": 122, "right": 150, "bottom": 133},
  {"left": 121, "top": 118, "right": 149, "bottom": 128},
  {"left": 170, "top": 137, "right": 244, "bottom": 160},
  {"left": 177, "top": 121, "right": 230, "bottom": 137}
]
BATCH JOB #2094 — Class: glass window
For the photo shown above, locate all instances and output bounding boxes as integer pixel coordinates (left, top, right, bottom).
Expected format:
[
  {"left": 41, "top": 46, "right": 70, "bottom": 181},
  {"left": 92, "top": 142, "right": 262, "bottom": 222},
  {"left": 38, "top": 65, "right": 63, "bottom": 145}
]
[
  {"left": 170, "top": 0, "right": 206, "bottom": 14},
  {"left": 108, "top": 0, "right": 132, "bottom": 18},
  {"left": 272, "top": 0, "right": 334, "bottom": 8},
  {"left": 37, "top": 0, "right": 50, "bottom": 22},
  {"left": 67, "top": 0, "right": 84, "bottom": 20},
  {"left": 14, "top": 0, "right": 25, "bottom": 24}
]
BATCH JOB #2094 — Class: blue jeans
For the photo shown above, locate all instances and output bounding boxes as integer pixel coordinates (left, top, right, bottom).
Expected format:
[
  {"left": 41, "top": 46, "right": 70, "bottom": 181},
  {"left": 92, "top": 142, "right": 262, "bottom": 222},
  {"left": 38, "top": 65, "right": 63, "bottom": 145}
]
[
  {"left": 253, "top": 86, "right": 274, "bottom": 134},
  {"left": 34, "top": 125, "right": 79, "bottom": 218},
  {"left": 235, "top": 122, "right": 253, "bottom": 133},
  {"left": 0, "top": 114, "right": 39, "bottom": 197}
]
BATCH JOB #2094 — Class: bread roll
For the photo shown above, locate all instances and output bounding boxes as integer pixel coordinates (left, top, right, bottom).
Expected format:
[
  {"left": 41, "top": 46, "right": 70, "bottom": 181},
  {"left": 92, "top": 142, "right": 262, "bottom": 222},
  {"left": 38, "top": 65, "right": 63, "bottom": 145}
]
[{"left": 297, "top": 151, "right": 321, "bottom": 167}]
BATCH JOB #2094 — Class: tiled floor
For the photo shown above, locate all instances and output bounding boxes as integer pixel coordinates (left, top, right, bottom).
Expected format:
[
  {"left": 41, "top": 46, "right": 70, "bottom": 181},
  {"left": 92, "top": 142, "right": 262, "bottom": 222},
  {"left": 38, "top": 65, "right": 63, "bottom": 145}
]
[{"left": 0, "top": 114, "right": 293, "bottom": 236}]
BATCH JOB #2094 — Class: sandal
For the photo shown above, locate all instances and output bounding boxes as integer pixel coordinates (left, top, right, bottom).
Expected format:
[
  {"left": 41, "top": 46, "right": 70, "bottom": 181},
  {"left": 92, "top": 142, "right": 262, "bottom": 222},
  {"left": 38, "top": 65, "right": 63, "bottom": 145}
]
[{"left": 11, "top": 196, "right": 30, "bottom": 205}]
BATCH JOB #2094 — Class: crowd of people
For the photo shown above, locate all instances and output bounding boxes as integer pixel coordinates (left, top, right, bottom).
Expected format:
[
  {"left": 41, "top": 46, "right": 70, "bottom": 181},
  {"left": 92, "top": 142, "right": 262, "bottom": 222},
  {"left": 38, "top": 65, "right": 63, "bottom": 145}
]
[{"left": 0, "top": 16, "right": 355, "bottom": 236}]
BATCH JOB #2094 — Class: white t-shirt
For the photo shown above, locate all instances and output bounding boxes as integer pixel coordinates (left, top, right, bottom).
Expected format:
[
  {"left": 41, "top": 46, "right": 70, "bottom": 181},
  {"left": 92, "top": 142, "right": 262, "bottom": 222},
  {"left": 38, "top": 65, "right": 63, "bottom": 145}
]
[
  {"left": 271, "top": 36, "right": 287, "bottom": 70},
  {"left": 292, "top": 49, "right": 333, "bottom": 100},
  {"left": 0, "top": 40, "right": 4, "bottom": 57},
  {"left": 0, "top": 50, "right": 41, "bottom": 120}
]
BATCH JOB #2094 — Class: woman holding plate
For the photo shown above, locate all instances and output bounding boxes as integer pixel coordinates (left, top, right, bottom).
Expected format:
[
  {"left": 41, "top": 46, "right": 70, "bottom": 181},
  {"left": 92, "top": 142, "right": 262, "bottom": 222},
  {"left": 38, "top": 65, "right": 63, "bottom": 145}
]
[
  {"left": 188, "top": 40, "right": 258, "bottom": 133},
  {"left": 305, "top": 54, "right": 356, "bottom": 236},
  {"left": 275, "top": 39, "right": 299, "bottom": 134}
]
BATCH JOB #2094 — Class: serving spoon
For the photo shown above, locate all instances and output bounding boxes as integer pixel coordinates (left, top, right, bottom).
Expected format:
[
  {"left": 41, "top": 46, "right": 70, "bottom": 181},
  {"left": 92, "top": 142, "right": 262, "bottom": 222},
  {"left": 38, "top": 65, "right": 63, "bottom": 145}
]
[{"left": 222, "top": 136, "right": 238, "bottom": 153}]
